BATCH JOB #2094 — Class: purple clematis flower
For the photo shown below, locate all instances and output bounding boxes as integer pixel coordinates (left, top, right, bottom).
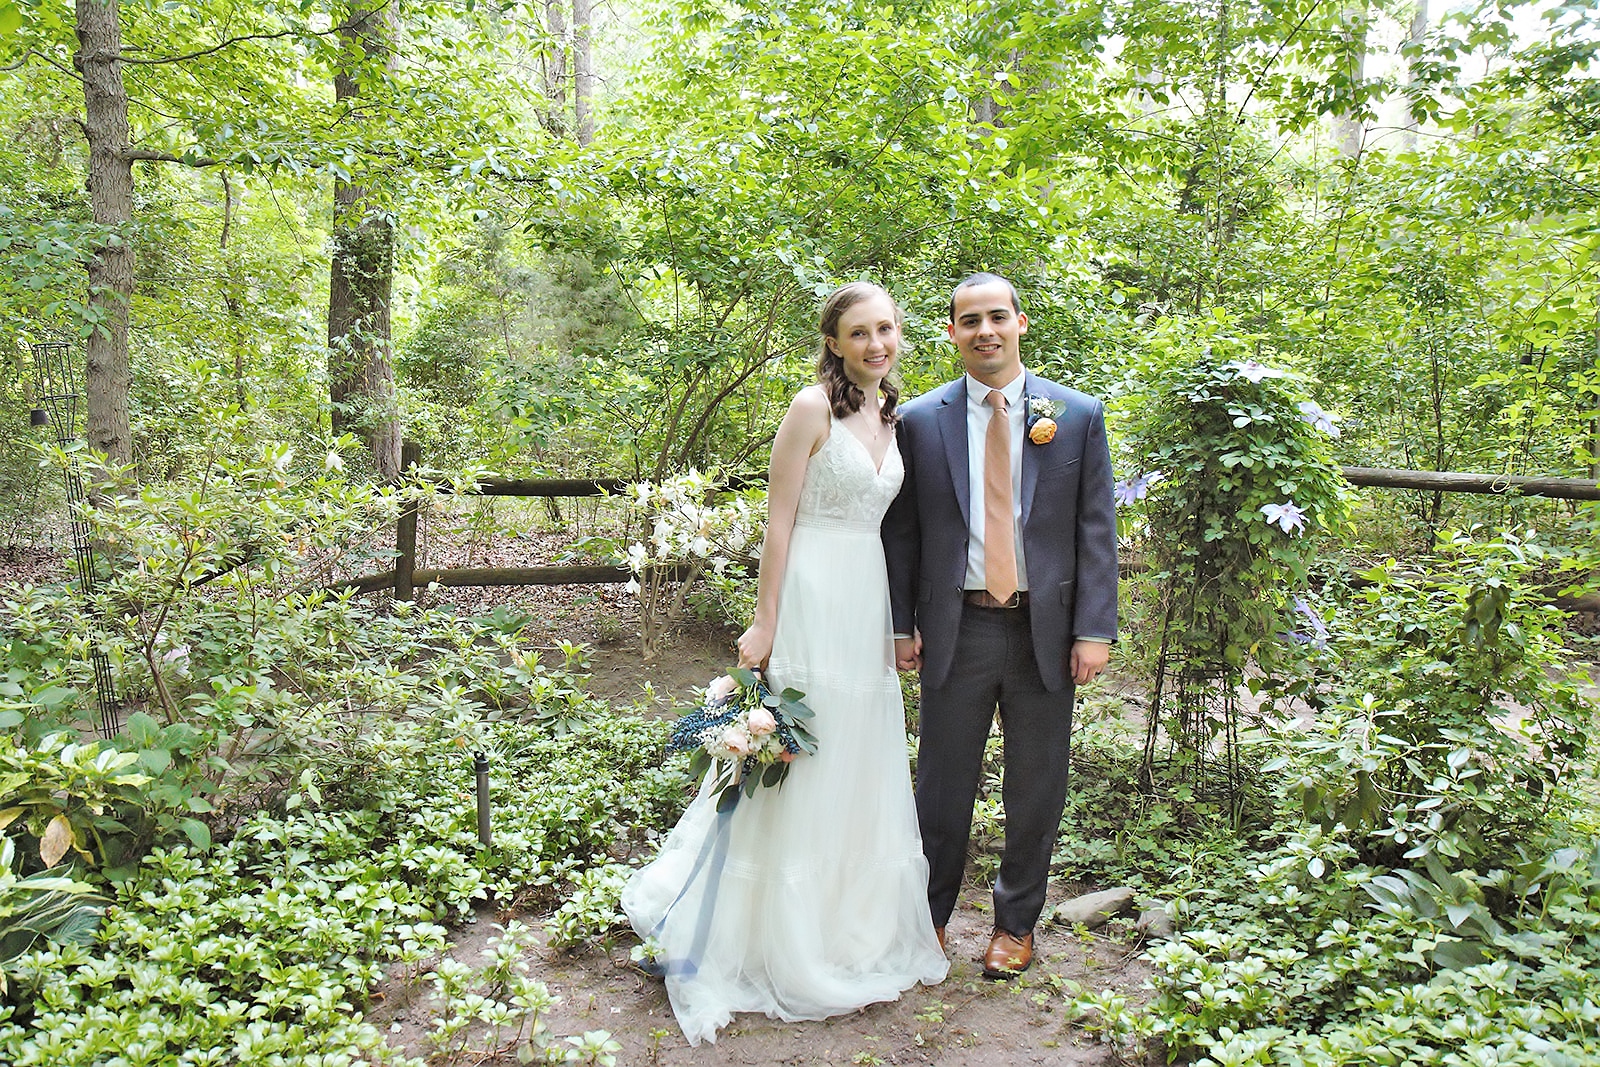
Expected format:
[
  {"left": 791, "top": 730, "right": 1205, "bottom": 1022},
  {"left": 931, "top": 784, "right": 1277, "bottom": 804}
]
[
  {"left": 1225, "top": 360, "right": 1285, "bottom": 384},
  {"left": 1260, "top": 500, "right": 1308, "bottom": 534},
  {"left": 1298, "top": 400, "right": 1340, "bottom": 437},
  {"left": 1114, "top": 470, "right": 1164, "bottom": 507},
  {"left": 1288, "top": 596, "right": 1330, "bottom": 647},
  {"left": 1280, "top": 598, "right": 1331, "bottom": 646}
]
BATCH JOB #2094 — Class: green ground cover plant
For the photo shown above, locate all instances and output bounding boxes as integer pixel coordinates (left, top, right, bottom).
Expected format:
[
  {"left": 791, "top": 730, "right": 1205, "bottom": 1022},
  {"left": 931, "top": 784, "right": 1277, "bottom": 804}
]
[
  {"left": 1062, "top": 524, "right": 1600, "bottom": 1066},
  {"left": 0, "top": 698, "right": 685, "bottom": 1065}
]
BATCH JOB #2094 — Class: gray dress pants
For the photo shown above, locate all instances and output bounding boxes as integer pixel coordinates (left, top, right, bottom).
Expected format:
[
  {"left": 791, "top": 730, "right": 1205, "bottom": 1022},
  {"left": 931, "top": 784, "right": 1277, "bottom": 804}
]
[{"left": 916, "top": 602, "right": 1075, "bottom": 935}]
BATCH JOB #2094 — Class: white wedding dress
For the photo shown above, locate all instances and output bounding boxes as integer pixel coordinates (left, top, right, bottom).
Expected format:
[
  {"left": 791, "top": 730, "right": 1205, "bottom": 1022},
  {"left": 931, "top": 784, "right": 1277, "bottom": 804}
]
[{"left": 623, "top": 417, "right": 948, "bottom": 1045}]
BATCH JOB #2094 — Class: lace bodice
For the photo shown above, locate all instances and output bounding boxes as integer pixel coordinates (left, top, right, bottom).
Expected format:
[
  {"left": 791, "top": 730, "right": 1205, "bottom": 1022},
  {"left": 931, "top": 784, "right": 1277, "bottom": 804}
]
[{"left": 794, "top": 418, "right": 904, "bottom": 529}]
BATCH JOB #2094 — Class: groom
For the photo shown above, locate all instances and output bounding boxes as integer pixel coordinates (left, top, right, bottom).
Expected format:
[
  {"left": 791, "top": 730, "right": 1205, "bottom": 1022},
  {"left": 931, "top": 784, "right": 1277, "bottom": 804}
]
[{"left": 882, "top": 272, "right": 1118, "bottom": 978}]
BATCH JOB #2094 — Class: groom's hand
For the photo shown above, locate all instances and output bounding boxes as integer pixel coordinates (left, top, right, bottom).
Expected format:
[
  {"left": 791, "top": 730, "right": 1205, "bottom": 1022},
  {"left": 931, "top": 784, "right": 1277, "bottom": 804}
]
[
  {"left": 1069, "top": 640, "right": 1110, "bottom": 686},
  {"left": 894, "top": 632, "right": 922, "bottom": 672}
]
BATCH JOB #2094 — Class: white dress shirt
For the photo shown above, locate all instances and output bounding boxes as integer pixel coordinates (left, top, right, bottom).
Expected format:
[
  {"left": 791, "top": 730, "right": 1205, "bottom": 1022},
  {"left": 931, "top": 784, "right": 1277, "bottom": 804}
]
[{"left": 963, "top": 371, "right": 1027, "bottom": 593}]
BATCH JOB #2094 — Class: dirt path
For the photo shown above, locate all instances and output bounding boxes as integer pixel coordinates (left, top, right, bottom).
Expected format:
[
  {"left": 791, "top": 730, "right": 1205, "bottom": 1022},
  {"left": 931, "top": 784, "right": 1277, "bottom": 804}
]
[{"left": 374, "top": 881, "right": 1152, "bottom": 1067}]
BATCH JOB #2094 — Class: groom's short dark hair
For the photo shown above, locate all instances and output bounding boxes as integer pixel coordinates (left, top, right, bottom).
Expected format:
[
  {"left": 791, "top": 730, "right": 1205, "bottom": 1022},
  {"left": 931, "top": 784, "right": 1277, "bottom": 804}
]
[{"left": 949, "top": 272, "right": 1022, "bottom": 321}]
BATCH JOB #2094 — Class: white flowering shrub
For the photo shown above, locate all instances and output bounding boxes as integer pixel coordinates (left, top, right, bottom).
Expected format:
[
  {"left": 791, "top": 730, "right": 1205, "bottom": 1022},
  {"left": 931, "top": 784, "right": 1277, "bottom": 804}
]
[{"left": 622, "top": 471, "right": 763, "bottom": 657}]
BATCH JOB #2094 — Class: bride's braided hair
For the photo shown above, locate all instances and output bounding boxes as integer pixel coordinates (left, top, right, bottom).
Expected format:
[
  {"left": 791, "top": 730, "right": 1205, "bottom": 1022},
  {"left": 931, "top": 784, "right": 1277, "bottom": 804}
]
[{"left": 815, "top": 282, "right": 902, "bottom": 426}]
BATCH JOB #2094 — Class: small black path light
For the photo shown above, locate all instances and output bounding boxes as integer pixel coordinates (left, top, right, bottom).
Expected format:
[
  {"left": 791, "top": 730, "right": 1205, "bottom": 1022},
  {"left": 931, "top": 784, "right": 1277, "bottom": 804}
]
[
  {"left": 474, "top": 751, "right": 493, "bottom": 847},
  {"left": 28, "top": 340, "right": 121, "bottom": 738}
]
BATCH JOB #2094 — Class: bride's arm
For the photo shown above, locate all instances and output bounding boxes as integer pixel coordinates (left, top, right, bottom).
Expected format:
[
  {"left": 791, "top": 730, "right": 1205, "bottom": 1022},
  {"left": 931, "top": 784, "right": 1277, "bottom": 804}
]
[{"left": 737, "top": 387, "right": 830, "bottom": 669}]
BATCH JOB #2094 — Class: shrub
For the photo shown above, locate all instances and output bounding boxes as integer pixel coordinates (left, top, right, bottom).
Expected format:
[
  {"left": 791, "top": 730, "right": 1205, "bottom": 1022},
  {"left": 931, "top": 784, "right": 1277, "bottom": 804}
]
[
  {"left": 1066, "top": 525, "right": 1600, "bottom": 1066},
  {"left": 615, "top": 471, "right": 762, "bottom": 654},
  {"left": 1273, "top": 527, "right": 1592, "bottom": 871}
]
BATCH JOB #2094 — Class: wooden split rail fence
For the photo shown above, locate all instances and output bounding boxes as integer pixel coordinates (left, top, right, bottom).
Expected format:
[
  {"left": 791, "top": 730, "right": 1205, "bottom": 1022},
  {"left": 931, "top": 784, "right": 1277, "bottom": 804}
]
[
  {"left": 344, "top": 443, "right": 1600, "bottom": 612},
  {"left": 343, "top": 442, "right": 764, "bottom": 600}
]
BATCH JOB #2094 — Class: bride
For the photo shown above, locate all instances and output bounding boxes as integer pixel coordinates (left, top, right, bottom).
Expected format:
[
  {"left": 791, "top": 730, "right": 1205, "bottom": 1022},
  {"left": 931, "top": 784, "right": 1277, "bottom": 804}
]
[{"left": 622, "top": 281, "right": 949, "bottom": 1045}]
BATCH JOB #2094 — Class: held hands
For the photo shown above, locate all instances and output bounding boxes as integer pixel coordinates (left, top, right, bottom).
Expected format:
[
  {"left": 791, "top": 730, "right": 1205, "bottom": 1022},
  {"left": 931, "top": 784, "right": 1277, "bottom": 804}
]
[
  {"left": 1069, "top": 639, "right": 1110, "bottom": 686},
  {"left": 895, "top": 633, "right": 1106, "bottom": 681},
  {"left": 737, "top": 620, "right": 774, "bottom": 671},
  {"left": 894, "top": 631, "right": 923, "bottom": 672}
]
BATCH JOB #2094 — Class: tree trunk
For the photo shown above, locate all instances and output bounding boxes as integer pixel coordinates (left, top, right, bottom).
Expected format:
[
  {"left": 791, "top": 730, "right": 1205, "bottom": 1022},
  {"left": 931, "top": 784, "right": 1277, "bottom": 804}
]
[
  {"left": 329, "top": 0, "right": 400, "bottom": 479},
  {"left": 1335, "top": 2, "right": 1369, "bottom": 160},
  {"left": 542, "top": 0, "right": 568, "bottom": 138},
  {"left": 219, "top": 171, "right": 248, "bottom": 410},
  {"left": 1592, "top": 313, "right": 1599, "bottom": 479},
  {"left": 1400, "top": 0, "right": 1428, "bottom": 153},
  {"left": 74, "top": 0, "right": 134, "bottom": 465},
  {"left": 572, "top": 0, "right": 593, "bottom": 145}
]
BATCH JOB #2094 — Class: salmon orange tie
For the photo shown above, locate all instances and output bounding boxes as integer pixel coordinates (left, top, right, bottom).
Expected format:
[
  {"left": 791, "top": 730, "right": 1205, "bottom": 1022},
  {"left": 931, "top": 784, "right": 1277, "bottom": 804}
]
[{"left": 983, "top": 389, "right": 1017, "bottom": 605}]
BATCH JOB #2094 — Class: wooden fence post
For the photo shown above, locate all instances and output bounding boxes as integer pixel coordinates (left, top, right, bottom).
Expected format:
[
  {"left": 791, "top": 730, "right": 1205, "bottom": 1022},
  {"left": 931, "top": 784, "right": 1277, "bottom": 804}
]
[{"left": 395, "top": 439, "right": 422, "bottom": 602}]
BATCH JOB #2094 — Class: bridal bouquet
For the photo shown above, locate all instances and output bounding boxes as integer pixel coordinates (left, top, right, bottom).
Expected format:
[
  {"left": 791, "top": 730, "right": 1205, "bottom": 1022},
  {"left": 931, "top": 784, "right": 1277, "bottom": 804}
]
[{"left": 668, "top": 666, "right": 817, "bottom": 810}]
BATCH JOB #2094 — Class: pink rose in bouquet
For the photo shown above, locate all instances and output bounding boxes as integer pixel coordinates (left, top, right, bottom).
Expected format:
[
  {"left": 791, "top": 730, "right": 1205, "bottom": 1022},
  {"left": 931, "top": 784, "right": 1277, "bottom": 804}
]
[
  {"left": 720, "top": 726, "right": 755, "bottom": 756},
  {"left": 706, "top": 674, "right": 739, "bottom": 702},
  {"left": 746, "top": 707, "right": 777, "bottom": 736}
]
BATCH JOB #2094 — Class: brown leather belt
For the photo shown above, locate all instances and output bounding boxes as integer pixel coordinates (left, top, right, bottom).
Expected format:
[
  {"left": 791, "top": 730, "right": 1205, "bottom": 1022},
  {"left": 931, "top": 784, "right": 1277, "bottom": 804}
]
[{"left": 963, "top": 589, "right": 1029, "bottom": 609}]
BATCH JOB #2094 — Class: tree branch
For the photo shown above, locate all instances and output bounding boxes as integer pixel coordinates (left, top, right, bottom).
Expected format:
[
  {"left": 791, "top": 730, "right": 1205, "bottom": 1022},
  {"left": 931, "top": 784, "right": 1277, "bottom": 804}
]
[
  {"left": 117, "top": 23, "right": 343, "bottom": 65},
  {"left": 124, "top": 148, "right": 222, "bottom": 167},
  {"left": 6, "top": 48, "right": 83, "bottom": 81},
  {"left": 1234, "top": 0, "right": 1325, "bottom": 123}
]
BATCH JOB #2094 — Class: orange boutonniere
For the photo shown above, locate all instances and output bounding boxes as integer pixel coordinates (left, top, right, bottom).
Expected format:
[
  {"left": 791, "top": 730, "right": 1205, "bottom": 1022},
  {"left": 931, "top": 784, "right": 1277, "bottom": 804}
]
[{"left": 1025, "top": 396, "right": 1065, "bottom": 445}]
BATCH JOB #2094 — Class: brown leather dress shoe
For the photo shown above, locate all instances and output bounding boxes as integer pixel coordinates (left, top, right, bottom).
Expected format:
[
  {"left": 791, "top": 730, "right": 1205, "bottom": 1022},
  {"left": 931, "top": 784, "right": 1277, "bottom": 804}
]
[
  {"left": 982, "top": 928, "right": 1034, "bottom": 979},
  {"left": 935, "top": 926, "right": 946, "bottom": 953}
]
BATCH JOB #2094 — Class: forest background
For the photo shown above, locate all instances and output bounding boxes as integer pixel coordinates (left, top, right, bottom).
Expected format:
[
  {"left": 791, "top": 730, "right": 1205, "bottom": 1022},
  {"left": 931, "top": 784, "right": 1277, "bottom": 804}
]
[{"left": 1, "top": 0, "right": 1599, "bottom": 1065}]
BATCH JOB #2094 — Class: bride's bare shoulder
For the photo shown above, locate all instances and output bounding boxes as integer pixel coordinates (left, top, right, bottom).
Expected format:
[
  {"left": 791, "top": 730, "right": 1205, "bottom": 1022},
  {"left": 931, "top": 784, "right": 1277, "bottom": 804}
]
[
  {"left": 775, "top": 385, "right": 833, "bottom": 457},
  {"left": 789, "top": 385, "right": 831, "bottom": 418}
]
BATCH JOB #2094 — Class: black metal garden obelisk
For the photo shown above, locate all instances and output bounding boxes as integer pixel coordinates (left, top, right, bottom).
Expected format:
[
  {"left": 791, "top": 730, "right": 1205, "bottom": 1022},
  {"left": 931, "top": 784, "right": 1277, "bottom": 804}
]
[{"left": 29, "top": 340, "right": 121, "bottom": 738}]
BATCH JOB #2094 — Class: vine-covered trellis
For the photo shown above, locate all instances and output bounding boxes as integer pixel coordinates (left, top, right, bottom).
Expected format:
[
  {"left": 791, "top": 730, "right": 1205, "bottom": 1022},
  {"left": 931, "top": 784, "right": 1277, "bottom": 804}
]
[{"left": 1121, "top": 330, "right": 1348, "bottom": 813}]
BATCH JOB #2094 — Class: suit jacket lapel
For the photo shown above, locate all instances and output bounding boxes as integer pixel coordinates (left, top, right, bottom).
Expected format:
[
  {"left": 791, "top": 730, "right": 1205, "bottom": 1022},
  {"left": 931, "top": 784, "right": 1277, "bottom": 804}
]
[
  {"left": 936, "top": 378, "right": 971, "bottom": 531},
  {"left": 1020, "top": 371, "right": 1041, "bottom": 526}
]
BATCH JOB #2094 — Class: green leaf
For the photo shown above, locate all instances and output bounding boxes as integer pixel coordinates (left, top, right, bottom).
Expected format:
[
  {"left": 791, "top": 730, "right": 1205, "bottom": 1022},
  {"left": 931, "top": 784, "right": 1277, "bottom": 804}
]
[
  {"left": 126, "top": 712, "right": 162, "bottom": 747},
  {"left": 1430, "top": 937, "right": 1487, "bottom": 970},
  {"left": 51, "top": 903, "right": 103, "bottom": 948},
  {"left": 178, "top": 818, "right": 212, "bottom": 850},
  {"left": 29, "top": 686, "right": 77, "bottom": 711}
]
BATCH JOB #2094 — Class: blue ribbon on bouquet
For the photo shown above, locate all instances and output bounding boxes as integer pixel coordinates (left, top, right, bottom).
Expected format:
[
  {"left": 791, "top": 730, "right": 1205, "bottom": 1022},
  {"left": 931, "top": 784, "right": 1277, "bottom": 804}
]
[{"left": 639, "top": 770, "right": 742, "bottom": 979}]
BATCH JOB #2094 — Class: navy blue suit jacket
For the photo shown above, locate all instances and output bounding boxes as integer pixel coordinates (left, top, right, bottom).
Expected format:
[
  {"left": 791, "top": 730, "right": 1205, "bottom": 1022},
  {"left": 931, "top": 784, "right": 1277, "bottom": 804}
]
[{"left": 882, "top": 372, "right": 1118, "bottom": 692}]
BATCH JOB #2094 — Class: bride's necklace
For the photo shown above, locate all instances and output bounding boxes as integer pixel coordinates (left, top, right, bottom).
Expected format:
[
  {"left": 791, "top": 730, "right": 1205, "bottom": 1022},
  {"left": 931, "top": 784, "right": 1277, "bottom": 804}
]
[{"left": 854, "top": 401, "right": 885, "bottom": 442}]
